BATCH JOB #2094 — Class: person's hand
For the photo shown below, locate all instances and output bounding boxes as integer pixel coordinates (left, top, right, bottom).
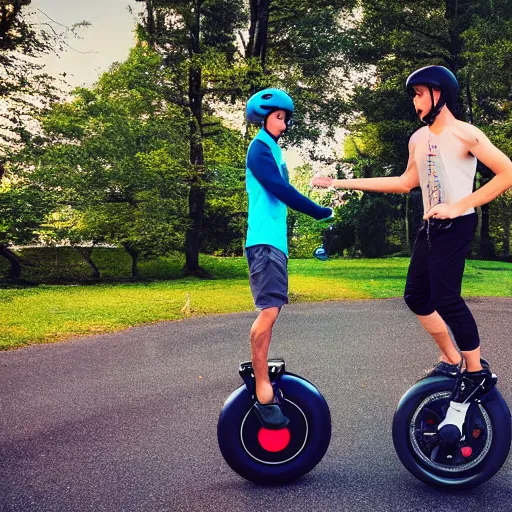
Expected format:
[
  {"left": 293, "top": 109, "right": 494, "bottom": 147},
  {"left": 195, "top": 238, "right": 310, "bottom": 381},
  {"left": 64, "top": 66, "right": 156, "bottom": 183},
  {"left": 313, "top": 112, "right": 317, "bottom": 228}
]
[
  {"left": 423, "top": 203, "right": 462, "bottom": 220},
  {"left": 311, "top": 175, "right": 334, "bottom": 188},
  {"left": 326, "top": 207, "right": 335, "bottom": 219},
  {"left": 319, "top": 208, "right": 334, "bottom": 223}
]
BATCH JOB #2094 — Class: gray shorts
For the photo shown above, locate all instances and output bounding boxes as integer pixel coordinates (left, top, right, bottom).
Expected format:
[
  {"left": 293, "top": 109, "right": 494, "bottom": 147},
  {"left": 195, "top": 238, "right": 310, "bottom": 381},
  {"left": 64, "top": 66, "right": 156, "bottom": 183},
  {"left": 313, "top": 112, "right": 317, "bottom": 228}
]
[{"left": 246, "top": 245, "right": 288, "bottom": 310}]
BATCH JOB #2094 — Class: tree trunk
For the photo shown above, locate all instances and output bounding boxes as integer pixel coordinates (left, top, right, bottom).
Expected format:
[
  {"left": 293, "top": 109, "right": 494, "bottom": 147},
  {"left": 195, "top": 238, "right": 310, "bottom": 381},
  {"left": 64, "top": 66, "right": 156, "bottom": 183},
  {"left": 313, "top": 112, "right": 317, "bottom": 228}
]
[
  {"left": 122, "top": 243, "right": 139, "bottom": 277},
  {"left": 142, "top": 0, "right": 155, "bottom": 42},
  {"left": 479, "top": 202, "right": 495, "bottom": 259},
  {"left": 246, "top": 0, "right": 258, "bottom": 58},
  {"left": 475, "top": 161, "right": 495, "bottom": 260},
  {"left": 75, "top": 247, "right": 100, "bottom": 279},
  {"left": 466, "top": 73, "right": 494, "bottom": 261},
  {"left": 137, "top": 0, "right": 212, "bottom": 278},
  {"left": 503, "top": 216, "right": 510, "bottom": 259},
  {"left": 0, "top": 244, "right": 22, "bottom": 280},
  {"left": 404, "top": 195, "right": 411, "bottom": 255},
  {"left": 184, "top": 181, "right": 209, "bottom": 276},
  {"left": 182, "top": 2, "right": 212, "bottom": 278},
  {"left": 252, "top": 0, "right": 270, "bottom": 70},
  {"left": 247, "top": 0, "right": 270, "bottom": 66},
  {"left": 474, "top": 205, "right": 482, "bottom": 256},
  {"left": 465, "top": 74, "right": 474, "bottom": 124},
  {"left": 444, "top": 0, "right": 473, "bottom": 121}
]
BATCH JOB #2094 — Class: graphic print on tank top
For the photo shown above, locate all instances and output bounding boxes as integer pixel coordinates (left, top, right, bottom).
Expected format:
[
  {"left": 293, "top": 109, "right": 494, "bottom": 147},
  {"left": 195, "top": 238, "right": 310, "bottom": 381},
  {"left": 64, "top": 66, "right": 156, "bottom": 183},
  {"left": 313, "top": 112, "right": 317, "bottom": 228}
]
[{"left": 426, "top": 133, "right": 445, "bottom": 209}]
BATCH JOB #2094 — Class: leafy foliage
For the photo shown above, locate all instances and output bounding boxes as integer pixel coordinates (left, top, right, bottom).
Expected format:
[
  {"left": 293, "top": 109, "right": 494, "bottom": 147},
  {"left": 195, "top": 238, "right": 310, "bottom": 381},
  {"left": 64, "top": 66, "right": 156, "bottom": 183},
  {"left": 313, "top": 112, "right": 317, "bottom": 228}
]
[
  {"left": 9, "top": 46, "right": 191, "bottom": 274},
  {"left": 2, "top": 1, "right": 512, "bottom": 285},
  {"left": 332, "top": 0, "right": 512, "bottom": 258},
  {"left": 0, "top": 1, "right": 89, "bottom": 148}
]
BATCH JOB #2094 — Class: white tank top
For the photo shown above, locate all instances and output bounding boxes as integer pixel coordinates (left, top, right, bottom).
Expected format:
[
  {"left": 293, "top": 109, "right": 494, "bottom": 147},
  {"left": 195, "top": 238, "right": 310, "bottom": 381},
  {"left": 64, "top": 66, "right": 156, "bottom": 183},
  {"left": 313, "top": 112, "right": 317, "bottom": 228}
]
[{"left": 413, "top": 127, "right": 476, "bottom": 216}]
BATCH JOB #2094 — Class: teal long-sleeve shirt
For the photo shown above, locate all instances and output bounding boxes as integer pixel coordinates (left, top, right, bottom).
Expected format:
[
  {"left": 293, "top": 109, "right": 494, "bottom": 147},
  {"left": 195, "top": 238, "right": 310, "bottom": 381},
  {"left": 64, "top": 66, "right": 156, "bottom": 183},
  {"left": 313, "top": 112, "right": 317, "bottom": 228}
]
[{"left": 245, "top": 129, "right": 331, "bottom": 256}]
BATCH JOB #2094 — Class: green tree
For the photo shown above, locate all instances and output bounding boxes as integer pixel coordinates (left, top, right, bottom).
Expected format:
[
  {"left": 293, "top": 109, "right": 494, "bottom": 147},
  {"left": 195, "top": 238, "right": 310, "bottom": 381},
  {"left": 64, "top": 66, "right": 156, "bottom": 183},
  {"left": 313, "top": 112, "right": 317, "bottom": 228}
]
[
  {"left": 0, "top": 1, "right": 89, "bottom": 148},
  {"left": 0, "top": 178, "right": 51, "bottom": 279},
  {"left": 284, "top": 163, "right": 334, "bottom": 257},
  {"left": 136, "top": 1, "right": 360, "bottom": 270},
  {"left": 462, "top": 13, "right": 512, "bottom": 259},
  {"left": 0, "top": 1, "right": 89, "bottom": 276},
  {"left": 337, "top": 0, "right": 512, "bottom": 258},
  {"left": 243, "top": 1, "right": 356, "bottom": 146},
  {"left": 200, "top": 126, "right": 247, "bottom": 256},
  {"left": 13, "top": 45, "right": 191, "bottom": 277},
  {"left": 136, "top": 0, "right": 247, "bottom": 276}
]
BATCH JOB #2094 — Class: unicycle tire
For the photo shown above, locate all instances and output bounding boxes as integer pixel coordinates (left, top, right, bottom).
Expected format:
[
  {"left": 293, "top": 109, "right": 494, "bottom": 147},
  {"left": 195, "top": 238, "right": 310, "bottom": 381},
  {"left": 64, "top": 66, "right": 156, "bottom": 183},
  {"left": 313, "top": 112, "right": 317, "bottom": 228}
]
[
  {"left": 217, "top": 373, "right": 331, "bottom": 484},
  {"left": 393, "top": 376, "right": 511, "bottom": 489}
]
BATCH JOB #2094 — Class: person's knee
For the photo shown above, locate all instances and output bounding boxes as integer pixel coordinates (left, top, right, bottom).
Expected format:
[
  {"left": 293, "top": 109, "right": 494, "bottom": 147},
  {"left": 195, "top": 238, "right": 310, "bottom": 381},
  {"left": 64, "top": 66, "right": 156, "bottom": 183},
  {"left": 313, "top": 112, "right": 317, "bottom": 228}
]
[
  {"left": 251, "top": 307, "right": 279, "bottom": 341},
  {"left": 432, "top": 294, "right": 462, "bottom": 316},
  {"left": 404, "top": 289, "right": 432, "bottom": 316}
]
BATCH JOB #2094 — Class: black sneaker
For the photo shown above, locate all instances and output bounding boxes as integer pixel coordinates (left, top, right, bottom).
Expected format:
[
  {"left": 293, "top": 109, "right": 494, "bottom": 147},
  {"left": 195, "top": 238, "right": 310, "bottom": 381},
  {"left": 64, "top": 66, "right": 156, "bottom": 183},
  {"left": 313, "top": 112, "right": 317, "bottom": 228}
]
[
  {"left": 451, "top": 366, "right": 498, "bottom": 404},
  {"left": 253, "top": 402, "right": 290, "bottom": 430},
  {"left": 422, "top": 359, "right": 462, "bottom": 380},
  {"left": 253, "top": 385, "right": 290, "bottom": 430}
]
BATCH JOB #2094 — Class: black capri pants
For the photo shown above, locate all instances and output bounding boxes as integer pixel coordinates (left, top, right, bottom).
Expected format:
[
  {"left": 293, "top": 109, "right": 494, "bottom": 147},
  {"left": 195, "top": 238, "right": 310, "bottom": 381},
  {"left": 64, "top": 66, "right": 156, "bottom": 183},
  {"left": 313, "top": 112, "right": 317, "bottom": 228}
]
[{"left": 404, "top": 213, "right": 479, "bottom": 351}]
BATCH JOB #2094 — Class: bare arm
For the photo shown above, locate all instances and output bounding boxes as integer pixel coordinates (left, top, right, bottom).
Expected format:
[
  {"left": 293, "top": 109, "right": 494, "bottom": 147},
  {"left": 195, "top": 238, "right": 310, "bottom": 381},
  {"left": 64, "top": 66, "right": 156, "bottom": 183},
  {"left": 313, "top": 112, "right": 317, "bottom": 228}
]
[
  {"left": 425, "top": 125, "right": 512, "bottom": 219},
  {"left": 456, "top": 129, "right": 512, "bottom": 210},
  {"left": 311, "top": 147, "right": 420, "bottom": 194}
]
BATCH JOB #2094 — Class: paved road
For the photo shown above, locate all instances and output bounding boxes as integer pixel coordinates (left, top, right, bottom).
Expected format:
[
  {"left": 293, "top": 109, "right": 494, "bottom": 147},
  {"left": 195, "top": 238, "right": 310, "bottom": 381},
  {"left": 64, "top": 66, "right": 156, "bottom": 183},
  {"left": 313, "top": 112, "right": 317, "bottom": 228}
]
[{"left": 1, "top": 298, "right": 511, "bottom": 512}]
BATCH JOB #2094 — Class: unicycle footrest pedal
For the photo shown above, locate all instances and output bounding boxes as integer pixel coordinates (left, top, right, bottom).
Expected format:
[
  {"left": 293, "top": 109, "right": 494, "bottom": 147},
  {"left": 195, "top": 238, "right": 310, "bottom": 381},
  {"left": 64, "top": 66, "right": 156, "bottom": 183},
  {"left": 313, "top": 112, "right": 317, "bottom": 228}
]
[{"left": 239, "top": 359, "right": 286, "bottom": 399}]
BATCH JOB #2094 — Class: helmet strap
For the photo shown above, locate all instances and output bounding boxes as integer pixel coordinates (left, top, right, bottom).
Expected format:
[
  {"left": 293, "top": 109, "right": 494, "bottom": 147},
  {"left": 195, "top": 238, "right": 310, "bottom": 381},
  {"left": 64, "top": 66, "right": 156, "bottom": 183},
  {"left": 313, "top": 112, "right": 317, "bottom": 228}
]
[{"left": 421, "top": 86, "right": 445, "bottom": 126}]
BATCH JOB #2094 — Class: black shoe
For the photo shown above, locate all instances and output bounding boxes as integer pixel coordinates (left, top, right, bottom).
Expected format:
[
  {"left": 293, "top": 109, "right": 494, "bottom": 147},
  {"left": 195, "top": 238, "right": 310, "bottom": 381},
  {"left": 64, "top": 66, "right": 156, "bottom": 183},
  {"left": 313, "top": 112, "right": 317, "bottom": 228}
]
[
  {"left": 253, "top": 383, "right": 290, "bottom": 430},
  {"left": 422, "top": 359, "right": 462, "bottom": 380},
  {"left": 451, "top": 366, "right": 498, "bottom": 404},
  {"left": 253, "top": 402, "right": 290, "bottom": 430}
]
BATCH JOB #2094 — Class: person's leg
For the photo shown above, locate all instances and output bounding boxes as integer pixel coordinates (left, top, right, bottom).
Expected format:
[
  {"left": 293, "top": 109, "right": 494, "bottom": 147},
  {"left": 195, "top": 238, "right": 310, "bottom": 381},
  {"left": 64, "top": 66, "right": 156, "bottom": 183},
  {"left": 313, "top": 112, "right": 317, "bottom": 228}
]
[
  {"left": 246, "top": 245, "right": 288, "bottom": 408},
  {"left": 428, "top": 215, "right": 481, "bottom": 370},
  {"left": 420, "top": 216, "right": 497, "bottom": 438},
  {"left": 461, "top": 347, "right": 482, "bottom": 372},
  {"left": 416, "top": 312, "right": 462, "bottom": 365},
  {"left": 404, "top": 227, "right": 461, "bottom": 365},
  {"left": 250, "top": 306, "right": 280, "bottom": 404}
]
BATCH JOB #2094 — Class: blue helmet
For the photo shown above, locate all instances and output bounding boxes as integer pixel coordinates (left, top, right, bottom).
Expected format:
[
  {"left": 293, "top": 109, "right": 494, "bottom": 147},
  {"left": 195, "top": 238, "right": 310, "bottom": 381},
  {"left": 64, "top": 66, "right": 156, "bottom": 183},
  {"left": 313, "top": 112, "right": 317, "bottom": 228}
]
[
  {"left": 246, "top": 88, "right": 294, "bottom": 125},
  {"left": 406, "top": 66, "right": 459, "bottom": 125}
]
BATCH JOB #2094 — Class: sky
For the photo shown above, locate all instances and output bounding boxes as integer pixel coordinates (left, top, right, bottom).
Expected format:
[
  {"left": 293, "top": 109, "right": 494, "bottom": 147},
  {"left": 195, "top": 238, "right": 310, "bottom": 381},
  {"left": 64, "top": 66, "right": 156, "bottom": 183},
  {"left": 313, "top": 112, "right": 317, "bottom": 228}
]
[{"left": 34, "top": 0, "right": 143, "bottom": 87}]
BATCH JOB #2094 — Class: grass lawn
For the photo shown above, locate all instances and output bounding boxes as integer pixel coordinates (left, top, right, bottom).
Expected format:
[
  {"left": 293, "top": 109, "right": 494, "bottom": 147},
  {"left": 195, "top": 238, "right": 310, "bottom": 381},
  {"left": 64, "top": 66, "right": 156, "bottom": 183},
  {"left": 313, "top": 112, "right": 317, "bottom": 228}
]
[{"left": 1, "top": 256, "right": 510, "bottom": 350}]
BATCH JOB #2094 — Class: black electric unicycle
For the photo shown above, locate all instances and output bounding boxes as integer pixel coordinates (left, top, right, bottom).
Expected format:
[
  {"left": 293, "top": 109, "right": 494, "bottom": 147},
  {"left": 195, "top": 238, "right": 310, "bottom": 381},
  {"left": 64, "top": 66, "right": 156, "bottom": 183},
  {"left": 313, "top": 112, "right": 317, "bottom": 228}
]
[
  {"left": 217, "top": 359, "right": 331, "bottom": 484},
  {"left": 392, "top": 375, "right": 511, "bottom": 489}
]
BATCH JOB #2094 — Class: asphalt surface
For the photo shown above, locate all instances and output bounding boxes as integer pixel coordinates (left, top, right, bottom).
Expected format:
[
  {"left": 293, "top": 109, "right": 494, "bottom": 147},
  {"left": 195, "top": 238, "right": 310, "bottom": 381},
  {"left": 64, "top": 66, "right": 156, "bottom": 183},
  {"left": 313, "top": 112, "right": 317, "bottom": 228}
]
[{"left": 1, "top": 298, "right": 511, "bottom": 512}]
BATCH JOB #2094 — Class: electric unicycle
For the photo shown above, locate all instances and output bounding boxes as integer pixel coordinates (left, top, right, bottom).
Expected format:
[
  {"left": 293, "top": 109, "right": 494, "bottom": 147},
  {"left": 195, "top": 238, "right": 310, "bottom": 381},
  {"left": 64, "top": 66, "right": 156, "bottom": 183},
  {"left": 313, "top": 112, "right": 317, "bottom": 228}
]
[
  {"left": 393, "top": 374, "right": 511, "bottom": 489},
  {"left": 217, "top": 359, "right": 331, "bottom": 484}
]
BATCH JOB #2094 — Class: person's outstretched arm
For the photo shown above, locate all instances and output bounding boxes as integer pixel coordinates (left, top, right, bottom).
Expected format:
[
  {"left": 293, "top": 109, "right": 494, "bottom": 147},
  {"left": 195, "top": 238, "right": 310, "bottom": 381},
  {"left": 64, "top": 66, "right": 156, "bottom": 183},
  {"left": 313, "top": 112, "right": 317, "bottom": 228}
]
[
  {"left": 248, "top": 140, "right": 333, "bottom": 220},
  {"left": 311, "top": 140, "right": 420, "bottom": 194}
]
